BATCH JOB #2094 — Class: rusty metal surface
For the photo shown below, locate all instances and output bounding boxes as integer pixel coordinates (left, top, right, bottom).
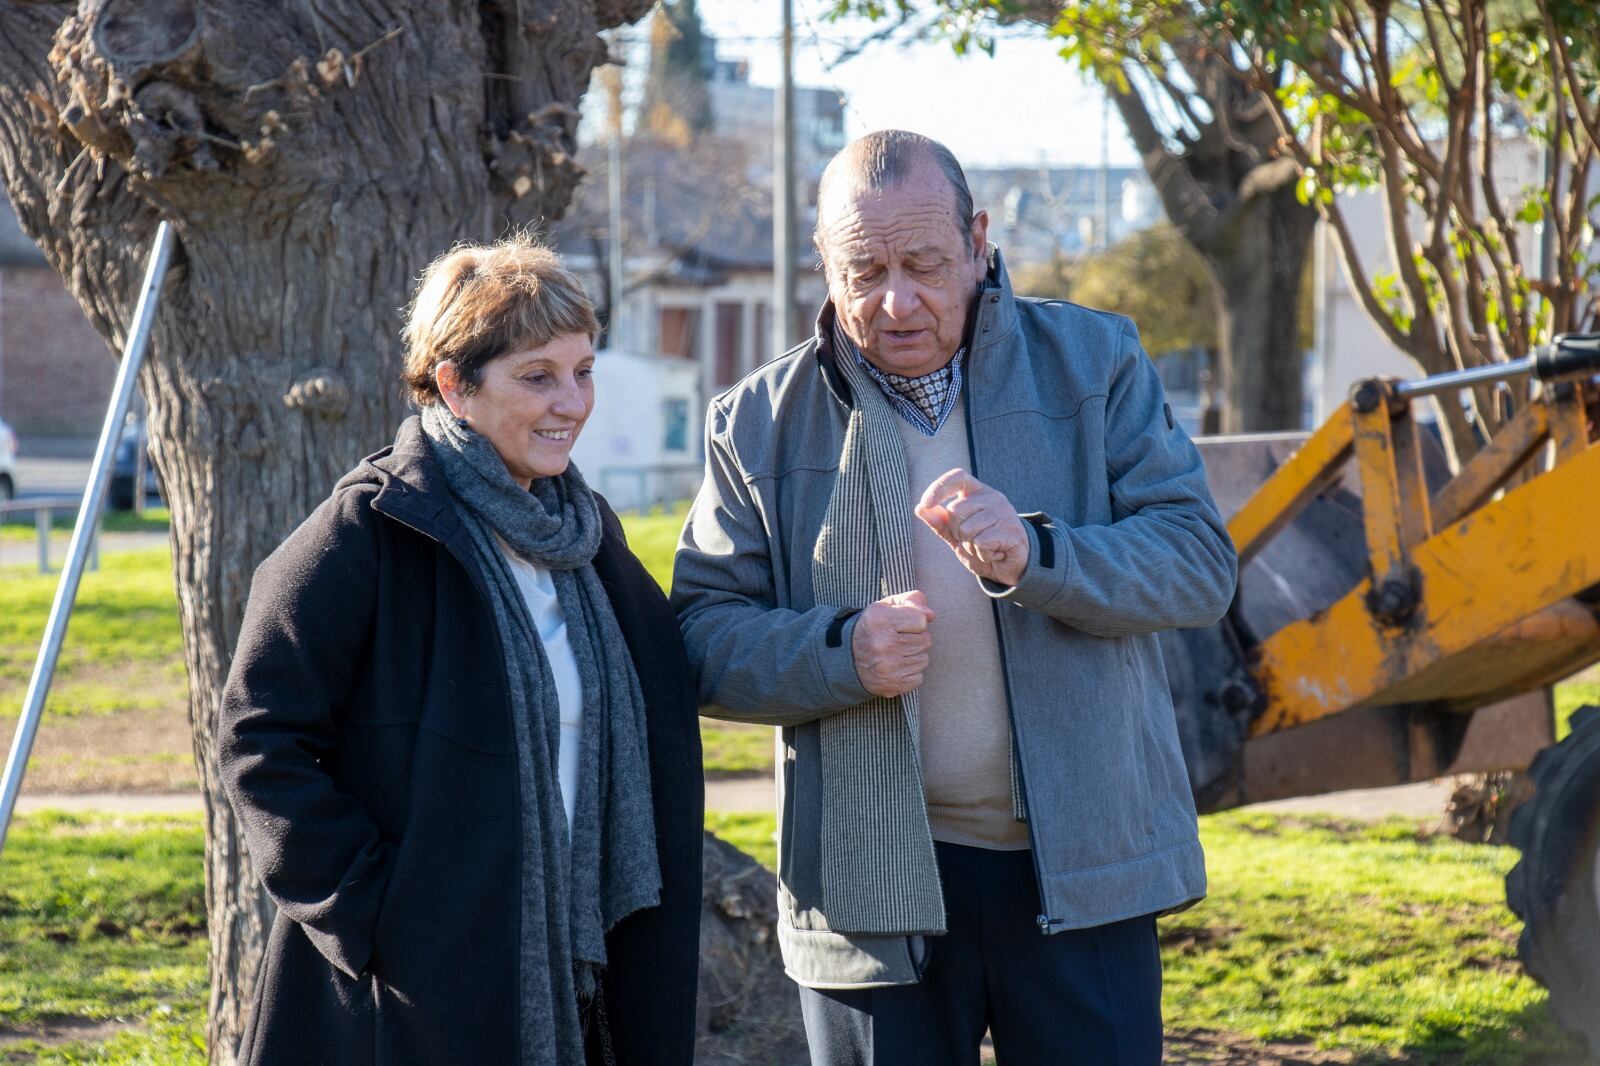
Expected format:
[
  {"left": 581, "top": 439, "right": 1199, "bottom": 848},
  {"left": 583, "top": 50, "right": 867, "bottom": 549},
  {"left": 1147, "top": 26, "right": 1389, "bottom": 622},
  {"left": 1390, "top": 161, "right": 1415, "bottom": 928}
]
[
  {"left": 1247, "top": 442, "right": 1600, "bottom": 735},
  {"left": 1169, "top": 415, "right": 1587, "bottom": 813},
  {"left": 1197, "top": 690, "right": 1556, "bottom": 813}
]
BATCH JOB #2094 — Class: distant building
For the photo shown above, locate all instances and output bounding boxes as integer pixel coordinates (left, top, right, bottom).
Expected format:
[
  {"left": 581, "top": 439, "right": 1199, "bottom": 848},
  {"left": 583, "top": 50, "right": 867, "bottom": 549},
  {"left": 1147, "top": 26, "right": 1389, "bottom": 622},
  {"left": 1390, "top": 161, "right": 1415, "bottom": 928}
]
[
  {"left": 568, "top": 348, "right": 704, "bottom": 511},
  {"left": 707, "top": 57, "right": 846, "bottom": 184},
  {"left": 0, "top": 196, "right": 115, "bottom": 440},
  {"left": 554, "top": 131, "right": 829, "bottom": 421},
  {"left": 965, "top": 164, "right": 1160, "bottom": 267}
]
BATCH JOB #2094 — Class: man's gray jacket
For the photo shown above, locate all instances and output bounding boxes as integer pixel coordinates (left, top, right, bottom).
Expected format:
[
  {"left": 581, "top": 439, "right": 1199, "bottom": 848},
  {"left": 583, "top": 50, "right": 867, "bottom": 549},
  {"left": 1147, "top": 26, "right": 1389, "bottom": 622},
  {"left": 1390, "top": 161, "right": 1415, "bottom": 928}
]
[{"left": 672, "top": 253, "right": 1239, "bottom": 988}]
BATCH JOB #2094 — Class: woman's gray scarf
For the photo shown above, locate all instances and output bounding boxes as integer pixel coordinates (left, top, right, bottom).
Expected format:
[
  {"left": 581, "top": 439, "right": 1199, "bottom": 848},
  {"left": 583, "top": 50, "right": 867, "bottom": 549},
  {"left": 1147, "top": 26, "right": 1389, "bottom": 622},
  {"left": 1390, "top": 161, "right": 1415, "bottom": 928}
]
[
  {"left": 809, "top": 333, "right": 946, "bottom": 936},
  {"left": 420, "top": 404, "right": 660, "bottom": 1066}
]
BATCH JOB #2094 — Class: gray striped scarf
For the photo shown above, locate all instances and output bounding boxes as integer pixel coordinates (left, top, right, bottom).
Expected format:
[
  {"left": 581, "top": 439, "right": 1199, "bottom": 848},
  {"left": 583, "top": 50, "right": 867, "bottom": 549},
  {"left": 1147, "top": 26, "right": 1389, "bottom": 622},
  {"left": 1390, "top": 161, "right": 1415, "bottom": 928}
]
[
  {"left": 810, "top": 341, "right": 947, "bottom": 936},
  {"left": 420, "top": 404, "right": 660, "bottom": 1065}
]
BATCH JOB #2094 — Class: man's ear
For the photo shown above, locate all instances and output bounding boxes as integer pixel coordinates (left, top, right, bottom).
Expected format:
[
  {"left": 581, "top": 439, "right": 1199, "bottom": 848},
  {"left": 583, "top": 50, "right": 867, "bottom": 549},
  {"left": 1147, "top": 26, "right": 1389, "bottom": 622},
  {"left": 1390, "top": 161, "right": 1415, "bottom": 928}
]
[{"left": 968, "top": 209, "right": 991, "bottom": 275}]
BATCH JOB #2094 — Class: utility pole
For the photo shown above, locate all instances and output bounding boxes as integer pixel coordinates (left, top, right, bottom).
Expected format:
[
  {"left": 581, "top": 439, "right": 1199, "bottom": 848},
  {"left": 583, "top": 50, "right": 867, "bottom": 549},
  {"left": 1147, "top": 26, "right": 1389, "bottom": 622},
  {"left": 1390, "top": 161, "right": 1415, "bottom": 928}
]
[
  {"left": 605, "top": 61, "right": 626, "bottom": 351},
  {"left": 774, "top": 0, "right": 797, "bottom": 354}
]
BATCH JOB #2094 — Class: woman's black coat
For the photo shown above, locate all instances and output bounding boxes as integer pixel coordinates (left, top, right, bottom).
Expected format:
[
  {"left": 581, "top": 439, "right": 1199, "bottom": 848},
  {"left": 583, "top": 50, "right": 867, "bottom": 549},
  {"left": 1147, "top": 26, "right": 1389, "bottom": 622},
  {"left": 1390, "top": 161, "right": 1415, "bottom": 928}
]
[{"left": 217, "top": 417, "right": 703, "bottom": 1065}]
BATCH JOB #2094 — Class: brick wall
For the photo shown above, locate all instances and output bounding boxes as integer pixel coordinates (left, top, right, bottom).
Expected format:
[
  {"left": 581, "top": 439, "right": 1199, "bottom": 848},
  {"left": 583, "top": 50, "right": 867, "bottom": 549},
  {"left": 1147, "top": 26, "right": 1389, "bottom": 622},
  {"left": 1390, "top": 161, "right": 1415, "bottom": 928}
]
[{"left": 0, "top": 265, "right": 115, "bottom": 439}]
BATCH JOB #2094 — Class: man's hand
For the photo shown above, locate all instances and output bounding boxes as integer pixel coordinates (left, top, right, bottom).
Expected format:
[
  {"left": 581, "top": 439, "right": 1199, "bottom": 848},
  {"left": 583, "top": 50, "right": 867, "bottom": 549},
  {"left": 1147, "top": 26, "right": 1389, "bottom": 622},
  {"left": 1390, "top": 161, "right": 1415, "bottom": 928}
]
[
  {"left": 850, "top": 590, "right": 936, "bottom": 699},
  {"left": 914, "top": 468, "right": 1030, "bottom": 587}
]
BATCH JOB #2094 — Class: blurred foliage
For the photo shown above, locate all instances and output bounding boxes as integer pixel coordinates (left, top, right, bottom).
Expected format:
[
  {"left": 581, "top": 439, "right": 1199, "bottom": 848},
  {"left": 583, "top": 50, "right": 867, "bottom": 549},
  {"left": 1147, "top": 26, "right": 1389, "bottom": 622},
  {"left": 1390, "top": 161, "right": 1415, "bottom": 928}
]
[
  {"left": 831, "top": 0, "right": 1600, "bottom": 450},
  {"left": 1211, "top": 0, "right": 1600, "bottom": 454},
  {"left": 828, "top": 0, "right": 1319, "bottom": 432},
  {"left": 1012, "top": 224, "right": 1218, "bottom": 355},
  {"left": 640, "top": 0, "right": 713, "bottom": 144},
  {"left": 1012, "top": 225, "right": 1314, "bottom": 358}
]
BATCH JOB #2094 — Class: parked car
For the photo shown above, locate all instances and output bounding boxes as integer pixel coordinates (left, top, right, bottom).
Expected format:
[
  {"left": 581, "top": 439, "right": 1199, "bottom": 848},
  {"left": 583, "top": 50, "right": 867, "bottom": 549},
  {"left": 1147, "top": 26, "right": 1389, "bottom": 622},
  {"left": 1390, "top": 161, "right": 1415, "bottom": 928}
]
[
  {"left": 0, "top": 416, "right": 16, "bottom": 502},
  {"left": 109, "top": 416, "right": 160, "bottom": 511}
]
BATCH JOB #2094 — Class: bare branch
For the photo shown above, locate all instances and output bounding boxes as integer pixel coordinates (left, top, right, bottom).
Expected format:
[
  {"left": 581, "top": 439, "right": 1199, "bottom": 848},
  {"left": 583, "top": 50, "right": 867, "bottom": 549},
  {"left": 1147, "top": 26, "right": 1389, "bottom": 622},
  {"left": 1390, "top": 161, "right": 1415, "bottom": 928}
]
[
  {"left": 1416, "top": 0, "right": 1460, "bottom": 97},
  {"left": 1558, "top": 138, "right": 1597, "bottom": 332},
  {"left": 1540, "top": 1, "right": 1600, "bottom": 158},
  {"left": 1333, "top": 0, "right": 1379, "bottom": 97},
  {"left": 1376, "top": 134, "right": 1444, "bottom": 357},
  {"left": 1245, "top": 49, "right": 1429, "bottom": 361},
  {"left": 1109, "top": 73, "right": 1223, "bottom": 247},
  {"left": 1146, "top": 68, "right": 1208, "bottom": 144}
]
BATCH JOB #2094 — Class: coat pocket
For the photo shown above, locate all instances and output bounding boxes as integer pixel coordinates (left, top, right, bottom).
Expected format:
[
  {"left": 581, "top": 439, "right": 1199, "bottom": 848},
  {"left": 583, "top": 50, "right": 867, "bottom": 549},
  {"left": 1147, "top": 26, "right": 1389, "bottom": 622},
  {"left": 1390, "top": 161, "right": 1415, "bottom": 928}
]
[{"left": 1122, "top": 639, "right": 1158, "bottom": 840}]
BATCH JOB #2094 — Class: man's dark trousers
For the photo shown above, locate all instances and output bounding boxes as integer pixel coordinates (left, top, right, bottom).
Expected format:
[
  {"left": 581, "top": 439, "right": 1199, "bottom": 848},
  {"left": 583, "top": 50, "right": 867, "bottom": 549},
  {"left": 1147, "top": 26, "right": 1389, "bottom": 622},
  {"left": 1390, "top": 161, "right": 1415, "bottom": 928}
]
[{"left": 798, "top": 842, "right": 1163, "bottom": 1066}]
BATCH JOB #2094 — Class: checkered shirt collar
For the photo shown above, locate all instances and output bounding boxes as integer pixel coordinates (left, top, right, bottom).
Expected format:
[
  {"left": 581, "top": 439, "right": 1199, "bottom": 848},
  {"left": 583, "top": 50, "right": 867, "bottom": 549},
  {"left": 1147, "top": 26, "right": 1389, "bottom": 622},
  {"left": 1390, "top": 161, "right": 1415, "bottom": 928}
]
[{"left": 830, "top": 321, "right": 965, "bottom": 437}]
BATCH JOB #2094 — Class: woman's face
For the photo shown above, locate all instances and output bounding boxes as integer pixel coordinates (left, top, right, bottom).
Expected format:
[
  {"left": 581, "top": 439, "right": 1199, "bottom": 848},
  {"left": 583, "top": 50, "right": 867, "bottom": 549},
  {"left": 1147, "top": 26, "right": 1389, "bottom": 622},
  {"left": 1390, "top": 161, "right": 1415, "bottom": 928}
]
[{"left": 439, "top": 332, "right": 596, "bottom": 488}]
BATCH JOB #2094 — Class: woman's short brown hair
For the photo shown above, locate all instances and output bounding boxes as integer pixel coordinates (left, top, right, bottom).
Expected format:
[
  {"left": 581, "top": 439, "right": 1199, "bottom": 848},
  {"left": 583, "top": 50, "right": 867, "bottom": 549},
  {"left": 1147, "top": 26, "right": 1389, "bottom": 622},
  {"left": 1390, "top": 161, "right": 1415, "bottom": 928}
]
[{"left": 401, "top": 234, "right": 600, "bottom": 405}]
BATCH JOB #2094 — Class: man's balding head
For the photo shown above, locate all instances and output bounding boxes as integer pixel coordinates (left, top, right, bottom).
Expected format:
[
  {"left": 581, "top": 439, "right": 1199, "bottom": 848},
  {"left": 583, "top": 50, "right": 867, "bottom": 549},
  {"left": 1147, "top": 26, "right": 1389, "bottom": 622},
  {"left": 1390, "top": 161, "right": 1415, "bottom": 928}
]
[
  {"left": 814, "top": 130, "right": 976, "bottom": 261},
  {"left": 812, "top": 131, "right": 990, "bottom": 378}
]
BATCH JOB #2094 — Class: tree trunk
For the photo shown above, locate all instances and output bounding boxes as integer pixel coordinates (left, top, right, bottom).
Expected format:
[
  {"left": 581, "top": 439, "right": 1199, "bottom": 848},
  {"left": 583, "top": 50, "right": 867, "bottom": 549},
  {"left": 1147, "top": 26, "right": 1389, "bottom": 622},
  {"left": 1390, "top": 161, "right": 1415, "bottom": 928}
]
[
  {"left": 1202, "top": 183, "right": 1319, "bottom": 433},
  {"left": 0, "top": 1, "right": 649, "bottom": 1060},
  {"left": 1109, "top": 78, "right": 1319, "bottom": 434}
]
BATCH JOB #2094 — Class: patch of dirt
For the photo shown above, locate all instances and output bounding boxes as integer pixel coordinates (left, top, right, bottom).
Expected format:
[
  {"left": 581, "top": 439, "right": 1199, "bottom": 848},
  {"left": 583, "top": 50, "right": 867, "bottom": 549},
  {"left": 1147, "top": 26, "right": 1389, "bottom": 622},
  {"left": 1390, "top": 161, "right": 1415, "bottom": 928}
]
[
  {"left": 1165, "top": 1029, "right": 1366, "bottom": 1064},
  {"left": 0, "top": 704, "right": 196, "bottom": 792},
  {"left": 1160, "top": 923, "right": 1245, "bottom": 951},
  {"left": 0, "top": 1015, "right": 139, "bottom": 1053}
]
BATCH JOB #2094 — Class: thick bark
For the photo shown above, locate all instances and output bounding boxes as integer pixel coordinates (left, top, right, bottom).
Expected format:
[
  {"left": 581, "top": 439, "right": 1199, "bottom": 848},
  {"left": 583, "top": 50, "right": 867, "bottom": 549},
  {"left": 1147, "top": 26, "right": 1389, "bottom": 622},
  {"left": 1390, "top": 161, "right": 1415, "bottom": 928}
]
[
  {"left": 0, "top": 0, "right": 649, "bottom": 1060},
  {"left": 1204, "top": 182, "right": 1318, "bottom": 434}
]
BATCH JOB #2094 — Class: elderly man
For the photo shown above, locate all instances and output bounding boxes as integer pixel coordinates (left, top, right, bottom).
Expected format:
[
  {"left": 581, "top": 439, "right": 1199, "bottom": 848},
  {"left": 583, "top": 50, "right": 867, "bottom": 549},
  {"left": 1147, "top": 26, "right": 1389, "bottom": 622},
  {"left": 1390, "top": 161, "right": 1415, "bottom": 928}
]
[{"left": 672, "top": 130, "right": 1237, "bottom": 1065}]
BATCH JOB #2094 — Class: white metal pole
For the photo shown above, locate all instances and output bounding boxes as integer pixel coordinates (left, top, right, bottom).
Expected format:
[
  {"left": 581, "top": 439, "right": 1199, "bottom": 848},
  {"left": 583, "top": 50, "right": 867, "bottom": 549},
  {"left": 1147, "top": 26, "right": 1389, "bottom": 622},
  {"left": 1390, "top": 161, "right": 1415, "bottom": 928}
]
[{"left": 0, "top": 220, "right": 175, "bottom": 853}]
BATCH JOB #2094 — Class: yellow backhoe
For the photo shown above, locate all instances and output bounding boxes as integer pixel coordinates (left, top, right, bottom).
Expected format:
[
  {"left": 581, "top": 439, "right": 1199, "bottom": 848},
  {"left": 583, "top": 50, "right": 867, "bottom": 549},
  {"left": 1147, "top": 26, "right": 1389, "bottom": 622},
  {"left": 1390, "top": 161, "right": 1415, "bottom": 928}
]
[{"left": 1164, "top": 333, "right": 1600, "bottom": 1054}]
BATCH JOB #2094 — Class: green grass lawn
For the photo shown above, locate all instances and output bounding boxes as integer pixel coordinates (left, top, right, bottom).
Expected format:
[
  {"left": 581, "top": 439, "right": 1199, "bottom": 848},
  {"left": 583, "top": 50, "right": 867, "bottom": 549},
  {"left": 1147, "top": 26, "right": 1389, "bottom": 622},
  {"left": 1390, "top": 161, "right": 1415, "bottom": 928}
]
[
  {"left": 1170, "top": 814, "right": 1583, "bottom": 1063},
  {"left": 0, "top": 811, "right": 206, "bottom": 1064},
  {"left": 616, "top": 503, "right": 687, "bottom": 593},
  {"left": 2, "top": 810, "right": 1586, "bottom": 1063},
  {"left": 1555, "top": 681, "right": 1598, "bottom": 740},
  {"left": 0, "top": 548, "right": 185, "bottom": 717}
]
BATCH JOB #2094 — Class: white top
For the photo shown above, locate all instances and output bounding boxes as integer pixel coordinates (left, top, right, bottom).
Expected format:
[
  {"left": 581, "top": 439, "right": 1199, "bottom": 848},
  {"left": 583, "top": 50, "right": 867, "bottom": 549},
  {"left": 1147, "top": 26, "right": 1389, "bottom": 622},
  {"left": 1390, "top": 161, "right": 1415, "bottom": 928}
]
[{"left": 495, "top": 535, "right": 585, "bottom": 834}]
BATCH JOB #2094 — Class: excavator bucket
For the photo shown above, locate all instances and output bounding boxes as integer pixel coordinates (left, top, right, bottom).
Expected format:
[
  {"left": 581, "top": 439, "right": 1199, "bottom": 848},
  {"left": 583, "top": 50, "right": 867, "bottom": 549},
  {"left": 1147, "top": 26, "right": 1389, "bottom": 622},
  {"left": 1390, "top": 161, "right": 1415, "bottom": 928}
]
[{"left": 1165, "top": 428, "right": 1558, "bottom": 814}]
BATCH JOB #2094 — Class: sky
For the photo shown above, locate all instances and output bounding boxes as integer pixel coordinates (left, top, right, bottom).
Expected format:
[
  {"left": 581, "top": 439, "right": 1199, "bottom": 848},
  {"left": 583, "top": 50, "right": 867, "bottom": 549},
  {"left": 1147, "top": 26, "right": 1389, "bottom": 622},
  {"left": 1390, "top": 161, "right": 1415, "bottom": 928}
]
[{"left": 609, "top": 0, "right": 1141, "bottom": 170}]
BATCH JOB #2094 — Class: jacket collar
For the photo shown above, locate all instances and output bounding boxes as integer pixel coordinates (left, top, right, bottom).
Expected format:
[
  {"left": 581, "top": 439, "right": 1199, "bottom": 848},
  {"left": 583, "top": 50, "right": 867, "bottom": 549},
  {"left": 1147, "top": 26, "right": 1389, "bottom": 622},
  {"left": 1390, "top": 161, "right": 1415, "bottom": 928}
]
[
  {"left": 352, "top": 415, "right": 628, "bottom": 602},
  {"left": 810, "top": 246, "right": 1019, "bottom": 410},
  {"left": 348, "top": 414, "right": 464, "bottom": 545}
]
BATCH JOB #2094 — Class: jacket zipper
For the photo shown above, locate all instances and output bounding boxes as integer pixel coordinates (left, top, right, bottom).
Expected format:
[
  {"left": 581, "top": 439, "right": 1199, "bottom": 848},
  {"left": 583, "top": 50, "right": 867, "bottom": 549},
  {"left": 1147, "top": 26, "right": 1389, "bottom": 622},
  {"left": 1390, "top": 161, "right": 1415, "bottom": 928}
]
[{"left": 958, "top": 305, "right": 1062, "bottom": 934}]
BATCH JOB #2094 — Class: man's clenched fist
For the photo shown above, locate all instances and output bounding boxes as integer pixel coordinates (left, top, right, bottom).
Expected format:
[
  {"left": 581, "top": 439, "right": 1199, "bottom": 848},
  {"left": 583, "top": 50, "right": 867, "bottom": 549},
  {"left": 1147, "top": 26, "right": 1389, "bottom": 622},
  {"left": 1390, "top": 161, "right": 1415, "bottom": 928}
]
[
  {"left": 914, "top": 468, "right": 1030, "bottom": 587},
  {"left": 851, "top": 590, "right": 936, "bottom": 699}
]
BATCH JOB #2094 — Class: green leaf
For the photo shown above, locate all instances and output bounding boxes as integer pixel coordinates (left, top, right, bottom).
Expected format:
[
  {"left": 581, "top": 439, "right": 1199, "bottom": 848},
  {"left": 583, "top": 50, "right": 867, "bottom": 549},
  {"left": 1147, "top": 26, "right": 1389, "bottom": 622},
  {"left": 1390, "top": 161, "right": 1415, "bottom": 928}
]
[
  {"left": 1390, "top": 54, "right": 1419, "bottom": 88},
  {"left": 1296, "top": 172, "right": 1317, "bottom": 206}
]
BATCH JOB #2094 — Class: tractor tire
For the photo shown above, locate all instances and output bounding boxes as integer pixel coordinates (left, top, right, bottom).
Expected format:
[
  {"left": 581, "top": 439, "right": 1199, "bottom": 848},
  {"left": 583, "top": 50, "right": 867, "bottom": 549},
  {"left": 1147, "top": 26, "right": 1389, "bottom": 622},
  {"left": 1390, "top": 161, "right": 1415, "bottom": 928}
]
[{"left": 1507, "top": 704, "right": 1600, "bottom": 1057}]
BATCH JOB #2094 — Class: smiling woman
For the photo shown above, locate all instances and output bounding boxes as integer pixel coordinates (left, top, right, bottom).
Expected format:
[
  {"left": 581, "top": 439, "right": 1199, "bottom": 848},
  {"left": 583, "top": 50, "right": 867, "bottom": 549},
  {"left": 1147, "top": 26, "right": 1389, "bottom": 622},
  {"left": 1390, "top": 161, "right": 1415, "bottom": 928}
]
[
  {"left": 215, "top": 234, "right": 703, "bottom": 1066},
  {"left": 434, "top": 333, "right": 596, "bottom": 486}
]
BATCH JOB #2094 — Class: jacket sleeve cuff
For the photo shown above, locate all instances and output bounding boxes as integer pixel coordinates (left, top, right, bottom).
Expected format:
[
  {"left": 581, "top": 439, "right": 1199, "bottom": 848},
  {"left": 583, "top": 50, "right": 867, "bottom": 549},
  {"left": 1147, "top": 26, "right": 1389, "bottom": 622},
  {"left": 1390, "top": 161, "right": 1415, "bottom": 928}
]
[
  {"left": 814, "top": 608, "right": 872, "bottom": 707},
  {"left": 980, "top": 514, "right": 1071, "bottom": 611}
]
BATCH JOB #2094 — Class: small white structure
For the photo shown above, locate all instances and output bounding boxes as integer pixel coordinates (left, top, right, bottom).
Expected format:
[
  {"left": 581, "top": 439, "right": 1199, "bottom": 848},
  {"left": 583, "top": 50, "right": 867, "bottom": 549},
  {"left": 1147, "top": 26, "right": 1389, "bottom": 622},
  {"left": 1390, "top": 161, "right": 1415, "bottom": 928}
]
[{"left": 570, "top": 348, "right": 704, "bottom": 512}]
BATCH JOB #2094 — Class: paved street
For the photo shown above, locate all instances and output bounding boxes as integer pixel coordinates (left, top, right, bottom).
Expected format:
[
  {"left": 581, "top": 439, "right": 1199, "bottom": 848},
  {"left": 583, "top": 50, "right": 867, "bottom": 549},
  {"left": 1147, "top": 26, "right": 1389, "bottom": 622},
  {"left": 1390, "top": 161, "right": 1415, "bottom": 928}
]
[{"left": 10, "top": 449, "right": 93, "bottom": 501}]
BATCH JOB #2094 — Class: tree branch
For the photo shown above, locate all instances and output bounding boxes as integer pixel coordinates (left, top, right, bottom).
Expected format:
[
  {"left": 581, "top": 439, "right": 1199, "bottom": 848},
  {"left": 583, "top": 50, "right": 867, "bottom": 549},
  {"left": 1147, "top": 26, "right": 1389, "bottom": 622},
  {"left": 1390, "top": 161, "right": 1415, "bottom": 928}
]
[
  {"left": 1110, "top": 73, "right": 1223, "bottom": 248},
  {"left": 1541, "top": 5, "right": 1600, "bottom": 152}
]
